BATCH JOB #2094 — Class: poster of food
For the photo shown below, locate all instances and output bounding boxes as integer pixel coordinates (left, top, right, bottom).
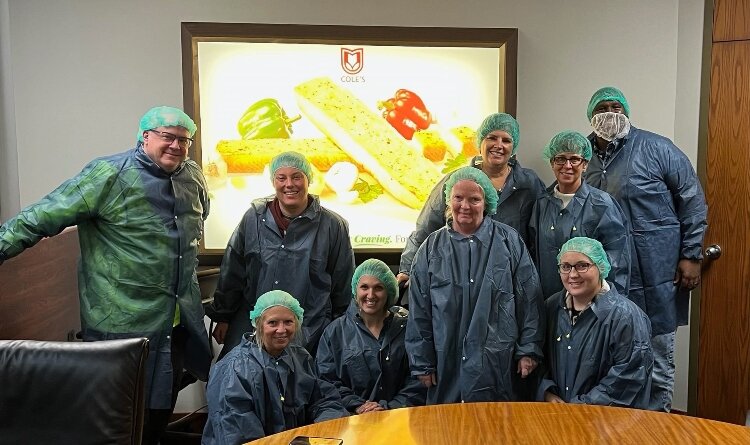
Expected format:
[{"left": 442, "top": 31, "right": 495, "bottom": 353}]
[{"left": 196, "top": 40, "right": 504, "bottom": 251}]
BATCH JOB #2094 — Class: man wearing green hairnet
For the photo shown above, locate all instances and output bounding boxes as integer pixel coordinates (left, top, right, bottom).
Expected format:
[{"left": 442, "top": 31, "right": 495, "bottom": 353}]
[
  {"left": 583, "top": 87, "right": 707, "bottom": 412},
  {"left": 0, "top": 106, "right": 212, "bottom": 444}
]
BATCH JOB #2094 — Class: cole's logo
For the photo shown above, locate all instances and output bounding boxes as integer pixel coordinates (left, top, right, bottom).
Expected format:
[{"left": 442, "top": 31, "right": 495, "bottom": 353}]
[{"left": 341, "top": 48, "right": 364, "bottom": 75}]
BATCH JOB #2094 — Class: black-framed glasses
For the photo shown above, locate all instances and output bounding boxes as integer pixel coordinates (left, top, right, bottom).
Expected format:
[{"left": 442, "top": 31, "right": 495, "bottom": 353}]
[
  {"left": 558, "top": 262, "right": 593, "bottom": 273},
  {"left": 552, "top": 156, "right": 585, "bottom": 166},
  {"left": 148, "top": 129, "right": 194, "bottom": 149}
]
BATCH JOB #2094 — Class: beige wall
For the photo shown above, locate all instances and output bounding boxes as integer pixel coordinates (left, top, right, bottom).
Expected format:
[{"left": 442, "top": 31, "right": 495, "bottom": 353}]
[{"left": 0, "top": 0, "right": 705, "bottom": 412}]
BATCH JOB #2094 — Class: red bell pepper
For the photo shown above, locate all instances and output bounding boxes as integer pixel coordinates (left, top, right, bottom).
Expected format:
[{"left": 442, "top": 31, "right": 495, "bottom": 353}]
[{"left": 378, "top": 89, "right": 432, "bottom": 140}]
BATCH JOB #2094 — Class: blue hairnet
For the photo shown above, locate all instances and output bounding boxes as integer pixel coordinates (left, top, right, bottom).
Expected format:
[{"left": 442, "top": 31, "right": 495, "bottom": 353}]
[
  {"left": 351, "top": 258, "right": 398, "bottom": 307},
  {"left": 476, "top": 113, "right": 520, "bottom": 154},
  {"left": 542, "top": 130, "right": 593, "bottom": 161},
  {"left": 443, "top": 166, "right": 498, "bottom": 216},
  {"left": 557, "top": 237, "right": 611, "bottom": 281},
  {"left": 269, "top": 151, "right": 313, "bottom": 182},
  {"left": 249, "top": 290, "right": 304, "bottom": 328},
  {"left": 137, "top": 106, "right": 197, "bottom": 142},
  {"left": 586, "top": 86, "right": 630, "bottom": 121}
]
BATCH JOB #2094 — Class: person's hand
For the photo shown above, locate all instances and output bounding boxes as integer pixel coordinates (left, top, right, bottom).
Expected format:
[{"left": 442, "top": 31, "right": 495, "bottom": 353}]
[
  {"left": 517, "top": 356, "right": 538, "bottom": 378},
  {"left": 674, "top": 258, "right": 701, "bottom": 290},
  {"left": 418, "top": 373, "right": 437, "bottom": 388},
  {"left": 356, "top": 401, "right": 385, "bottom": 414},
  {"left": 544, "top": 391, "right": 565, "bottom": 403},
  {"left": 396, "top": 273, "right": 410, "bottom": 287},
  {"left": 212, "top": 322, "right": 229, "bottom": 344}
]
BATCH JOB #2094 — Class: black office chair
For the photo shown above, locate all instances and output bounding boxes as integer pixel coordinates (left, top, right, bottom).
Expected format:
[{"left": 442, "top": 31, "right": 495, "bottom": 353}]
[{"left": 0, "top": 337, "right": 149, "bottom": 445}]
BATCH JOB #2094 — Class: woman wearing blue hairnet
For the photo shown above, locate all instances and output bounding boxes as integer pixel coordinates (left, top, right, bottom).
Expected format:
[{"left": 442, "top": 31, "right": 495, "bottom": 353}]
[
  {"left": 203, "top": 290, "right": 348, "bottom": 445},
  {"left": 528, "top": 130, "right": 630, "bottom": 299},
  {"left": 406, "top": 167, "right": 544, "bottom": 404},
  {"left": 539, "top": 237, "right": 653, "bottom": 408},
  {"left": 316, "top": 259, "right": 426, "bottom": 414},
  {"left": 397, "top": 113, "right": 544, "bottom": 287}
]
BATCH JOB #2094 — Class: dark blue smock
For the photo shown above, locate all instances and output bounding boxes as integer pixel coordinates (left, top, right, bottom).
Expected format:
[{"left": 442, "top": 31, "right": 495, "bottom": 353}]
[
  {"left": 203, "top": 334, "right": 348, "bottom": 445},
  {"left": 584, "top": 127, "right": 707, "bottom": 335},
  {"left": 399, "top": 158, "right": 544, "bottom": 276},
  {"left": 316, "top": 303, "right": 426, "bottom": 412},
  {"left": 529, "top": 180, "right": 630, "bottom": 298},
  {"left": 538, "top": 284, "right": 653, "bottom": 408},
  {"left": 405, "top": 217, "right": 544, "bottom": 404},
  {"left": 205, "top": 196, "right": 355, "bottom": 356}
]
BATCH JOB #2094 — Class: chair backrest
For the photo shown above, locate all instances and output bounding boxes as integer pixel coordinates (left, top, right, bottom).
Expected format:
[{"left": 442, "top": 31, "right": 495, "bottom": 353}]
[{"left": 0, "top": 337, "right": 149, "bottom": 445}]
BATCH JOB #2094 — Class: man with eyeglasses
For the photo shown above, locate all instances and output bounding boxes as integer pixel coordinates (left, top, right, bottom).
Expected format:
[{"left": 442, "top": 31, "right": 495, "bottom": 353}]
[
  {"left": 529, "top": 130, "right": 630, "bottom": 300},
  {"left": 583, "top": 87, "right": 707, "bottom": 412},
  {"left": 0, "top": 106, "right": 211, "bottom": 444}
]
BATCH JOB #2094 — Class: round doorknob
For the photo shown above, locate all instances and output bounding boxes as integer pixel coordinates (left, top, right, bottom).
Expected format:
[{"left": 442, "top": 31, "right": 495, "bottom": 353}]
[{"left": 704, "top": 244, "right": 722, "bottom": 259}]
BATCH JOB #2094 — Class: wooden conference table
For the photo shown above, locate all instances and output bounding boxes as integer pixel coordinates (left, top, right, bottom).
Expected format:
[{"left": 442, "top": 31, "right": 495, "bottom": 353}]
[{"left": 246, "top": 402, "right": 750, "bottom": 444}]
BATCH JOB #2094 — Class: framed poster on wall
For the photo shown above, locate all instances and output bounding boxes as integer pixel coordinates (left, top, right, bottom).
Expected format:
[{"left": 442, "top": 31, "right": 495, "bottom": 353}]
[{"left": 181, "top": 23, "right": 517, "bottom": 258}]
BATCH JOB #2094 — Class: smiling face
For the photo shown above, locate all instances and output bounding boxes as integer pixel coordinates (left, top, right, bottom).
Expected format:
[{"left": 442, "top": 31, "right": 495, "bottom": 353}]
[
  {"left": 273, "top": 167, "right": 309, "bottom": 215},
  {"left": 142, "top": 126, "right": 190, "bottom": 172},
  {"left": 356, "top": 274, "right": 389, "bottom": 316},
  {"left": 551, "top": 151, "right": 588, "bottom": 194},
  {"left": 559, "top": 251, "right": 602, "bottom": 300},
  {"left": 480, "top": 130, "right": 513, "bottom": 169},
  {"left": 259, "top": 306, "right": 297, "bottom": 356},
  {"left": 450, "top": 180, "right": 485, "bottom": 235}
]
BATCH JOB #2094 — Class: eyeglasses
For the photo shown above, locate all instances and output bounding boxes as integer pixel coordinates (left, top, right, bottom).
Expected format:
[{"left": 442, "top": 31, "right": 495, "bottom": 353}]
[
  {"left": 148, "top": 129, "right": 194, "bottom": 149},
  {"left": 552, "top": 156, "right": 585, "bottom": 166},
  {"left": 558, "top": 262, "right": 594, "bottom": 273}
]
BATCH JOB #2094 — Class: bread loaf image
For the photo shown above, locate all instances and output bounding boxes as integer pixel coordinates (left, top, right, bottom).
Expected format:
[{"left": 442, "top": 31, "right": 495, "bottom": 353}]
[{"left": 294, "top": 77, "right": 442, "bottom": 209}]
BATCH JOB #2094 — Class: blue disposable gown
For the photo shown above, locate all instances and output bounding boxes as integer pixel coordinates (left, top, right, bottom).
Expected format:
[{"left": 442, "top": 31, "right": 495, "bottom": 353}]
[
  {"left": 538, "top": 284, "right": 653, "bottom": 408},
  {"left": 205, "top": 196, "right": 355, "bottom": 356},
  {"left": 405, "top": 217, "right": 544, "bottom": 404},
  {"left": 203, "top": 334, "right": 349, "bottom": 445},
  {"left": 316, "top": 303, "right": 426, "bottom": 412},
  {"left": 584, "top": 127, "right": 707, "bottom": 335},
  {"left": 528, "top": 181, "right": 630, "bottom": 299},
  {"left": 399, "top": 158, "right": 544, "bottom": 276}
]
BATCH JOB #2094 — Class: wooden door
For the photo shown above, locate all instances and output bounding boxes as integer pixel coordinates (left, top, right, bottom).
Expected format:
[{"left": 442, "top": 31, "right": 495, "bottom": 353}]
[{"left": 697, "top": 0, "right": 750, "bottom": 423}]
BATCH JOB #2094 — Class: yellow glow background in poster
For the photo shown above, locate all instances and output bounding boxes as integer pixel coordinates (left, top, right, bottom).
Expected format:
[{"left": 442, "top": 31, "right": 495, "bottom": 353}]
[{"left": 197, "top": 41, "right": 501, "bottom": 251}]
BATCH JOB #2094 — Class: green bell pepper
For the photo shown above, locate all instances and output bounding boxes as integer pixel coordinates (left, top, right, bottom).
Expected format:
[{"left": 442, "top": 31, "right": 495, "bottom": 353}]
[{"left": 237, "top": 98, "right": 301, "bottom": 140}]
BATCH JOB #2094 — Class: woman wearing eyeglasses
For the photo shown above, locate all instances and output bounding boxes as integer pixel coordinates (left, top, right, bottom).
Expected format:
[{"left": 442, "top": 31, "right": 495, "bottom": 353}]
[
  {"left": 528, "top": 130, "right": 630, "bottom": 300},
  {"left": 539, "top": 237, "right": 653, "bottom": 408}
]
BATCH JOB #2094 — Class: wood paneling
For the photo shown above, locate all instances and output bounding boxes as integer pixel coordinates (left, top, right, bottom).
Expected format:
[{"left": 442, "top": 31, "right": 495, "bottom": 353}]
[
  {"left": 246, "top": 402, "right": 750, "bottom": 444},
  {"left": 713, "top": 0, "right": 750, "bottom": 42},
  {"left": 698, "top": 40, "right": 750, "bottom": 424},
  {"left": 0, "top": 228, "right": 81, "bottom": 340}
]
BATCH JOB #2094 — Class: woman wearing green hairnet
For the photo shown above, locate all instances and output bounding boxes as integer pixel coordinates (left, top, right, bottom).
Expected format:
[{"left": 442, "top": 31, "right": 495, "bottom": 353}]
[
  {"left": 316, "top": 259, "right": 426, "bottom": 414},
  {"left": 539, "top": 237, "right": 653, "bottom": 408},
  {"left": 406, "top": 167, "right": 544, "bottom": 404},
  {"left": 528, "top": 130, "right": 631, "bottom": 299},
  {"left": 397, "top": 112, "right": 544, "bottom": 287},
  {"left": 204, "top": 290, "right": 348, "bottom": 445}
]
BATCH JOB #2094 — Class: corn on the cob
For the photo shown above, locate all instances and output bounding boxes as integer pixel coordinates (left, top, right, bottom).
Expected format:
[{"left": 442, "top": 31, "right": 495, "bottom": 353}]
[{"left": 215, "top": 138, "right": 360, "bottom": 173}]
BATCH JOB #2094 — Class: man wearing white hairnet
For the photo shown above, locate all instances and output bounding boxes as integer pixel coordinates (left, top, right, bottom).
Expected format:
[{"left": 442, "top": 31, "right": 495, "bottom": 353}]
[{"left": 583, "top": 87, "right": 707, "bottom": 412}]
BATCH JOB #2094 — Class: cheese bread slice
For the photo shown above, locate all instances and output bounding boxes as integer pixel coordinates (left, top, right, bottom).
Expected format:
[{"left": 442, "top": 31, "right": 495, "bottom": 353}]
[{"left": 294, "top": 77, "right": 442, "bottom": 209}]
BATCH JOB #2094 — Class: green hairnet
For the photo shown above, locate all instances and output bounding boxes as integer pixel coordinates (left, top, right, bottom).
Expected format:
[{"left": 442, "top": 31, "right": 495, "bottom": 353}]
[
  {"left": 351, "top": 258, "right": 399, "bottom": 308},
  {"left": 443, "top": 166, "right": 498, "bottom": 215},
  {"left": 557, "top": 237, "right": 611, "bottom": 281},
  {"left": 476, "top": 113, "right": 520, "bottom": 154},
  {"left": 249, "top": 290, "right": 304, "bottom": 328},
  {"left": 137, "top": 106, "right": 197, "bottom": 142},
  {"left": 269, "top": 151, "right": 313, "bottom": 182},
  {"left": 586, "top": 86, "right": 630, "bottom": 121},
  {"left": 542, "top": 130, "right": 593, "bottom": 161}
]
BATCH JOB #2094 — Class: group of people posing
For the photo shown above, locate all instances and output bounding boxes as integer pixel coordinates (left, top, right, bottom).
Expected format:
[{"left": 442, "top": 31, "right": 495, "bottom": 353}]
[{"left": 0, "top": 86, "right": 707, "bottom": 445}]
